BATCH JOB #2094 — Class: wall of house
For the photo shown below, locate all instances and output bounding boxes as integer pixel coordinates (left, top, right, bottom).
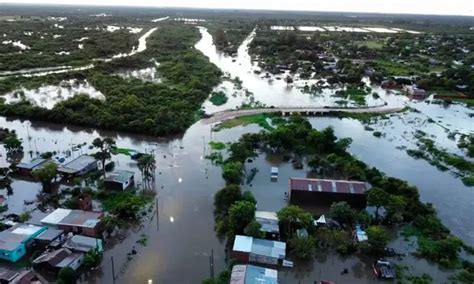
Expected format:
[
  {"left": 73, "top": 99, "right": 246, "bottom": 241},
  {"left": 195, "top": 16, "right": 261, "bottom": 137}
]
[
  {"left": 0, "top": 244, "right": 26, "bottom": 262},
  {"left": 290, "top": 190, "right": 367, "bottom": 209}
]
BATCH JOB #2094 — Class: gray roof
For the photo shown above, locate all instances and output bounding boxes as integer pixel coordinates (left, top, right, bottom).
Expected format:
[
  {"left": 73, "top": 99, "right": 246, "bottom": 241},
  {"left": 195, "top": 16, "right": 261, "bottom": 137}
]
[
  {"left": 17, "top": 158, "right": 48, "bottom": 170},
  {"left": 33, "top": 248, "right": 82, "bottom": 269},
  {"left": 0, "top": 267, "right": 19, "bottom": 282},
  {"left": 105, "top": 170, "right": 134, "bottom": 184},
  {"left": 63, "top": 235, "right": 103, "bottom": 253},
  {"left": 230, "top": 265, "right": 278, "bottom": 284},
  {"left": 233, "top": 235, "right": 286, "bottom": 260},
  {"left": 34, "top": 228, "right": 64, "bottom": 242},
  {"left": 255, "top": 211, "right": 279, "bottom": 234},
  {"left": 41, "top": 208, "right": 102, "bottom": 228},
  {"left": 58, "top": 155, "right": 96, "bottom": 174},
  {"left": 0, "top": 224, "right": 46, "bottom": 251}
]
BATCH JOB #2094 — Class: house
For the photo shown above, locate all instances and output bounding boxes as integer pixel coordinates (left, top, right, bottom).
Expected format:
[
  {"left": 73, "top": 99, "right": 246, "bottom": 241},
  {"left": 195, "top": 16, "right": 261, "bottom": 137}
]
[
  {"left": 11, "top": 270, "right": 47, "bottom": 284},
  {"left": 0, "top": 267, "right": 19, "bottom": 283},
  {"left": 40, "top": 208, "right": 103, "bottom": 237},
  {"left": 63, "top": 234, "right": 103, "bottom": 253},
  {"left": 232, "top": 235, "right": 286, "bottom": 266},
  {"left": 230, "top": 264, "right": 278, "bottom": 284},
  {"left": 57, "top": 155, "right": 97, "bottom": 177},
  {"left": 34, "top": 228, "right": 66, "bottom": 248},
  {"left": 404, "top": 85, "right": 427, "bottom": 100},
  {"left": 0, "top": 224, "right": 47, "bottom": 262},
  {"left": 255, "top": 211, "right": 279, "bottom": 239},
  {"left": 289, "top": 178, "right": 368, "bottom": 208},
  {"left": 16, "top": 158, "right": 53, "bottom": 175},
  {"left": 32, "top": 248, "right": 83, "bottom": 272},
  {"left": 104, "top": 170, "right": 135, "bottom": 191}
]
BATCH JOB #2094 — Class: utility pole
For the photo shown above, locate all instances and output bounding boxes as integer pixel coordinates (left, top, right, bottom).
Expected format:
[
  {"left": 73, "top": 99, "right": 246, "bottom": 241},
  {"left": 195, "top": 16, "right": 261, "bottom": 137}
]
[
  {"left": 111, "top": 256, "right": 116, "bottom": 284},
  {"left": 156, "top": 197, "right": 159, "bottom": 231},
  {"left": 210, "top": 249, "right": 214, "bottom": 279}
]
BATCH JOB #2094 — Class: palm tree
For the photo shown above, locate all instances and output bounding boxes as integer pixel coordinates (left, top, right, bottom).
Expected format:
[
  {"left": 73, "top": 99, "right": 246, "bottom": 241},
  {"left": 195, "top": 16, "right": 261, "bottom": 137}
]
[{"left": 137, "top": 154, "right": 156, "bottom": 187}]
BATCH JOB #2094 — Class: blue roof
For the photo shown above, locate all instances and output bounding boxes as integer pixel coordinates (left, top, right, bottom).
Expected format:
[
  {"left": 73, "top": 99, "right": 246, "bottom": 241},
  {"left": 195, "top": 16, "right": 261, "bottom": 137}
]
[{"left": 231, "top": 265, "right": 278, "bottom": 284}]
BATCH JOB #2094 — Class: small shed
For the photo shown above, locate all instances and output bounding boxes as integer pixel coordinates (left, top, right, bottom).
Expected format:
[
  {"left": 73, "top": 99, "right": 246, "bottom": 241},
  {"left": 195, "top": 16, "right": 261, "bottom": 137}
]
[
  {"left": 32, "top": 248, "right": 83, "bottom": 272},
  {"left": 104, "top": 170, "right": 135, "bottom": 191},
  {"left": 34, "top": 228, "right": 66, "bottom": 248},
  {"left": 16, "top": 158, "right": 53, "bottom": 175},
  {"left": 255, "top": 211, "right": 280, "bottom": 239},
  {"left": 63, "top": 235, "right": 103, "bottom": 253}
]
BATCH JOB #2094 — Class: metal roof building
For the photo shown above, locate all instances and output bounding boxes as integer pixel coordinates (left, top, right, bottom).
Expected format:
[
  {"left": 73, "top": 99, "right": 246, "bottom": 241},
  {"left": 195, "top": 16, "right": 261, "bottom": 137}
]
[
  {"left": 232, "top": 235, "right": 286, "bottom": 266},
  {"left": 40, "top": 208, "right": 103, "bottom": 237},
  {"left": 58, "top": 155, "right": 97, "bottom": 176},
  {"left": 255, "top": 211, "right": 279, "bottom": 239},
  {"left": 105, "top": 170, "right": 135, "bottom": 191},
  {"left": 230, "top": 264, "right": 278, "bottom": 284},
  {"left": 0, "top": 224, "right": 47, "bottom": 262},
  {"left": 289, "top": 177, "right": 368, "bottom": 208}
]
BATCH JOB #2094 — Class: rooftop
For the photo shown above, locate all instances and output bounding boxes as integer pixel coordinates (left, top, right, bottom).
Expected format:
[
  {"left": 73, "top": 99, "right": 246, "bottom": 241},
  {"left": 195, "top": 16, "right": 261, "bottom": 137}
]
[
  {"left": 33, "top": 248, "right": 82, "bottom": 268},
  {"left": 34, "top": 228, "right": 64, "bottom": 242},
  {"left": 16, "top": 158, "right": 47, "bottom": 170},
  {"left": 0, "top": 267, "right": 19, "bottom": 282},
  {"left": 41, "top": 208, "right": 102, "bottom": 228},
  {"left": 58, "top": 155, "right": 96, "bottom": 174},
  {"left": 233, "top": 235, "right": 286, "bottom": 259},
  {"left": 290, "top": 178, "right": 367, "bottom": 195},
  {"left": 63, "top": 235, "right": 103, "bottom": 253},
  {"left": 0, "top": 224, "right": 46, "bottom": 251},
  {"left": 230, "top": 265, "right": 278, "bottom": 284},
  {"left": 105, "top": 170, "right": 134, "bottom": 184},
  {"left": 255, "top": 211, "right": 279, "bottom": 234}
]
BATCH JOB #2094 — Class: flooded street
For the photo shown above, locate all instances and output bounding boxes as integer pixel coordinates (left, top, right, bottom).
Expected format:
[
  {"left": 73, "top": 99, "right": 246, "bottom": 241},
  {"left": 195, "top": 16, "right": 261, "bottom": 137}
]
[{"left": 0, "top": 23, "right": 473, "bottom": 284}]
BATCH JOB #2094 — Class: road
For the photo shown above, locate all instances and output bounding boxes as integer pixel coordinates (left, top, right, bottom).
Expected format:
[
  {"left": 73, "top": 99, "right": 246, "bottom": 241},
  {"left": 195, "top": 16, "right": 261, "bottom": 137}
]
[{"left": 202, "top": 106, "right": 405, "bottom": 124}]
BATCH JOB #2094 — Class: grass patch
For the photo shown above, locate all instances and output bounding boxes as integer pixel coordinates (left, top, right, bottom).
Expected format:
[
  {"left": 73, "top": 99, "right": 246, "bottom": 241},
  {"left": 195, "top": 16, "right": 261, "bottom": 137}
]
[
  {"left": 214, "top": 114, "right": 274, "bottom": 131},
  {"left": 209, "top": 141, "right": 226, "bottom": 150},
  {"left": 354, "top": 40, "right": 384, "bottom": 49},
  {"left": 209, "top": 91, "right": 228, "bottom": 106},
  {"left": 111, "top": 147, "right": 134, "bottom": 156}
]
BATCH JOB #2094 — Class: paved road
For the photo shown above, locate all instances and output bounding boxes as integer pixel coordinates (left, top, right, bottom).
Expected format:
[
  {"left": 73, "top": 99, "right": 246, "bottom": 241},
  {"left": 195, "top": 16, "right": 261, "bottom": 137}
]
[{"left": 202, "top": 106, "right": 404, "bottom": 124}]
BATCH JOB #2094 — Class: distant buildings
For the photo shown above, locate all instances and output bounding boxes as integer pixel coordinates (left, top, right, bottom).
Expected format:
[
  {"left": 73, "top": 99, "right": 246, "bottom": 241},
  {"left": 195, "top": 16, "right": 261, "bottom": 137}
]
[
  {"left": 404, "top": 85, "right": 427, "bottom": 100},
  {"left": 232, "top": 235, "right": 286, "bottom": 266},
  {"left": 381, "top": 80, "right": 402, "bottom": 89},
  {"left": 105, "top": 170, "right": 135, "bottom": 191},
  {"left": 0, "top": 224, "right": 47, "bottom": 262},
  {"left": 40, "top": 208, "right": 103, "bottom": 237},
  {"left": 58, "top": 155, "right": 97, "bottom": 177},
  {"left": 289, "top": 178, "right": 368, "bottom": 208},
  {"left": 230, "top": 264, "right": 278, "bottom": 284}
]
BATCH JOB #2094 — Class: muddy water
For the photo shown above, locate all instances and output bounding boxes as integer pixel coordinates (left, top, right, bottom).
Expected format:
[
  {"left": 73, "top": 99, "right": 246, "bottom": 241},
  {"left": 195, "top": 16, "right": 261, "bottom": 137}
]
[{"left": 195, "top": 27, "right": 406, "bottom": 114}]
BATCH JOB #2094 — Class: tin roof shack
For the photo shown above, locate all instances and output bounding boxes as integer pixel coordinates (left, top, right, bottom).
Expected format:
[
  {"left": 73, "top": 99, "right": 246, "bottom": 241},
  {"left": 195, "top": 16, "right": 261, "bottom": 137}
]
[
  {"left": 232, "top": 235, "right": 286, "bottom": 266},
  {"left": 230, "top": 264, "right": 278, "bottom": 284},
  {"left": 255, "top": 211, "right": 280, "bottom": 240},
  {"left": 104, "top": 170, "right": 135, "bottom": 191},
  {"left": 40, "top": 209, "right": 103, "bottom": 237},
  {"left": 32, "top": 248, "right": 83, "bottom": 273},
  {"left": 0, "top": 267, "right": 19, "bottom": 283},
  {"left": 34, "top": 228, "right": 66, "bottom": 248},
  {"left": 0, "top": 224, "right": 47, "bottom": 262},
  {"left": 289, "top": 178, "right": 368, "bottom": 209},
  {"left": 16, "top": 158, "right": 53, "bottom": 176},
  {"left": 58, "top": 155, "right": 97, "bottom": 177},
  {"left": 63, "top": 235, "right": 103, "bottom": 253}
]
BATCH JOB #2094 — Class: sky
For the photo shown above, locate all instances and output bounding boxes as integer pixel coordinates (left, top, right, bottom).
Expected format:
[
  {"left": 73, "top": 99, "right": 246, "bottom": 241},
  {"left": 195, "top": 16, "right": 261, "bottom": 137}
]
[{"left": 2, "top": 0, "right": 474, "bottom": 16}]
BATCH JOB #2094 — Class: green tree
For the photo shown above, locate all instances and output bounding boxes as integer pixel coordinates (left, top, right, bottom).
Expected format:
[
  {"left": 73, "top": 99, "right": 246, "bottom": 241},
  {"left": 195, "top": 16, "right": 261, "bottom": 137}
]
[
  {"left": 214, "top": 184, "right": 242, "bottom": 219},
  {"left": 366, "top": 187, "right": 390, "bottom": 221},
  {"left": 244, "top": 220, "right": 265, "bottom": 238},
  {"left": 366, "top": 226, "right": 390, "bottom": 255},
  {"left": 32, "top": 163, "right": 58, "bottom": 190},
  {"left": 222, "top": 161, "right": 243, "bottom": 184},
  {"left": 57, "top": 267, "right": 76, "bottom": 284},
  {"left": 92, "top": 137, "right": 116, "bottom": 180},
  {"left": 3, "top": 136, "right": 22, "bottom": 154},
  {"left": 227, "top": 201, "right": 256, "bottom": 237},
  {"left": 329, "top": 202, "right": 356, "bottom": 225},
  {"left": 137, "top": 153, "right": 156, "bottom": 183},
  {"left": 288, "top": 235, "right": 316, "bottom": 260},
  {"left": 277, "top": 205, "right": 313, "bottom": 238},
  {"left": 83, "top": 248, "right": 102, "bottom": 268}
]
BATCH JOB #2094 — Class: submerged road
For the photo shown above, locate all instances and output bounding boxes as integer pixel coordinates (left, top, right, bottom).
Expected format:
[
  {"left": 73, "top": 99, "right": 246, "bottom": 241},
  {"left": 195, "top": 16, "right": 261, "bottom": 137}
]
[{"left": 202, "top": 106, "right": 405, "bottom": 124}]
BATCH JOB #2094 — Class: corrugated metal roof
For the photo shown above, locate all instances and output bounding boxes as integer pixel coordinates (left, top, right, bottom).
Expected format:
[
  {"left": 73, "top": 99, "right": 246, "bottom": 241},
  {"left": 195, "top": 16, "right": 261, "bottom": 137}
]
[
  {"left": 41, "top": 208, "right": 102, "bottom": 228},
  {"left": 233, "top": 235, "right": 286, "bottom": 259},
  {"left": 255, "top": 211, "right": 279, "bottom": 234},
  {"left": 0, "top": 224, "right": 46, "bottom": 251},
  {"left": 231, "top": 265, "right": 278, "bottom": 284},
  {"left": 17, "top": 158, "right": 47, "bottom": 170},
  {"left": 290, "top": 178, "right": 367, "bottom": 195},
  {"left": 233, "top": 235, "right": 252, "bottom": 253},
  {"left": 58, "top": 155, "right": 96, "bottom": 174},
  {"left": 105, "top": 170, "right": 134, "bottom": 184}
]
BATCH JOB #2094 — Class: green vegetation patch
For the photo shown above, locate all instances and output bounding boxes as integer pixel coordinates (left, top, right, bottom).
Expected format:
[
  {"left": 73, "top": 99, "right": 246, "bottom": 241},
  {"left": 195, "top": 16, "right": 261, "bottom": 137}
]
[
  {"left": 209, "top": 91, "right": 228, "bottom": 106},
  {"left": 214, "top": 114, "right": 274, "bottom": 131},
  {"left": 209, "top": 141, "right": 226, "bottom": 150}
]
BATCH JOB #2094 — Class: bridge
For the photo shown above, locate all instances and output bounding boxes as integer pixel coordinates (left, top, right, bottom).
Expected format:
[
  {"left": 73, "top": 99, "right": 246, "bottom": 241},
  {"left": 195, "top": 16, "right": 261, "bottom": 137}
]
[{"left": 202, "top": 105, "right": 404, "bottom": 124}]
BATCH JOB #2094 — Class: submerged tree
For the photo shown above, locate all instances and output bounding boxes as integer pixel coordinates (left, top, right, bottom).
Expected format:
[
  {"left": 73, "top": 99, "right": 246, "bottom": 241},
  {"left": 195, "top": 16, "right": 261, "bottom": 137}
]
[
  {"left": 32, "top": 163, "right": 58, "bottom": 191},
  {"left": 137, "top": 153, "right": 156, "bottom": 184},
  {"left": 92, "top": 137, "right": 116, "bottom": 180}
]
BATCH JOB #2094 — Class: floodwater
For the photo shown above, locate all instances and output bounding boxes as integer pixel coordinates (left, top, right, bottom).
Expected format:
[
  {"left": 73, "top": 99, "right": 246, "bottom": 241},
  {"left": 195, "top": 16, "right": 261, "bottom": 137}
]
[
  {"left": 0, "top": 23, "right": 473, "bottom": 284},
  {"left": 195, "top": 27, "right": 404, "bottom": 114}
]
